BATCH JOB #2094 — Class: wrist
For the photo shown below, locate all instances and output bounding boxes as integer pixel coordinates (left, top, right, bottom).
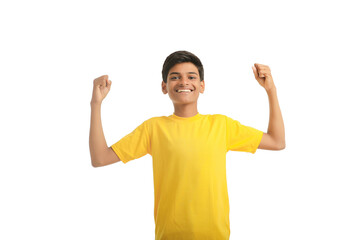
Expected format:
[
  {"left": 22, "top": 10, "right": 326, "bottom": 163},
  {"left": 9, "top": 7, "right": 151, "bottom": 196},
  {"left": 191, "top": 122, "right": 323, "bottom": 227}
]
[
  {"left": 90, "top": 101, "right": 102, "bottom": 107},
  {"left": 266, "top": 87, "right": 277, "bottom": 95}
]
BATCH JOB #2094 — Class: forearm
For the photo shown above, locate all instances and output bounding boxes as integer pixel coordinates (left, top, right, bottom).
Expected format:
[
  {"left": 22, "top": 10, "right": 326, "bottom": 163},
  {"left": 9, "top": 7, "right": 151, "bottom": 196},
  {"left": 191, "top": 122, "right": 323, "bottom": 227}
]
[
  {"left": 89, "top": 102, "right": 109, "bottom": 166},
  {"left": 266, "top": 87, "right": 285, "bottom": 148}
]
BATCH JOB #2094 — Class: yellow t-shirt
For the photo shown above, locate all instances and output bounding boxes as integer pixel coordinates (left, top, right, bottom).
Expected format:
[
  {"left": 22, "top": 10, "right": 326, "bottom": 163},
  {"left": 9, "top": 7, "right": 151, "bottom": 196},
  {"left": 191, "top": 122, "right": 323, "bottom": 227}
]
[{"left": 111, "top": 113, "right": 263, "bottom": 240}]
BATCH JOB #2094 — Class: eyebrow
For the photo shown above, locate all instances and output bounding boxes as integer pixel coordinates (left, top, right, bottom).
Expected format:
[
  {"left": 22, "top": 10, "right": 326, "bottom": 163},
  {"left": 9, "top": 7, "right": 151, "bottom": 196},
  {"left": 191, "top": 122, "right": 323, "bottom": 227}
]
[{"left": 169, "top": 72, "right": 198, "bottom": 75}]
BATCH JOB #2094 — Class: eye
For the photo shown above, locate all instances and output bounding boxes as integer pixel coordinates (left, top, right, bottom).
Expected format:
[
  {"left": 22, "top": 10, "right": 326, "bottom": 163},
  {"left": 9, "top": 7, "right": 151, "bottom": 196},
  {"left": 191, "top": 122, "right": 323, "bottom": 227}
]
[
  {"left": 189, "top": 76, "right": 196, "bottom": 80},
  {"left": 170, "top": 76, "right": 179, "bottom": 80}
]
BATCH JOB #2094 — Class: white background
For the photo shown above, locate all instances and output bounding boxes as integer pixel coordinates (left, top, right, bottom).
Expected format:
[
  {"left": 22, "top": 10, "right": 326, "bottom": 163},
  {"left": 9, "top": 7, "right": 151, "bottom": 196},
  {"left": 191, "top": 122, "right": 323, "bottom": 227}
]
[{"left": 1, "top": 0, "right": 359, "bottom": 239}]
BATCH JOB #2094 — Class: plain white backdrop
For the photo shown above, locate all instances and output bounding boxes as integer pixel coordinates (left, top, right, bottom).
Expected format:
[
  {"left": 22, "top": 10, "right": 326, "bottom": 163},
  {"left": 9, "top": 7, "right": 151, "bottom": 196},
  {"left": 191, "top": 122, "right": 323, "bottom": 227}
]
[{"left": 1, "top": 0, "right": 359, "bottom": 239}]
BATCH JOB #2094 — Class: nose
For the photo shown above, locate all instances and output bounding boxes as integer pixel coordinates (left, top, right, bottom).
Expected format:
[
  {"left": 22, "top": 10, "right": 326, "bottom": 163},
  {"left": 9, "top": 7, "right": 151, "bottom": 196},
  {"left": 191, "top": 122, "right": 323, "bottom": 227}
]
[{"left": 179, "top": 75, "right": 190, "bottom": 85}]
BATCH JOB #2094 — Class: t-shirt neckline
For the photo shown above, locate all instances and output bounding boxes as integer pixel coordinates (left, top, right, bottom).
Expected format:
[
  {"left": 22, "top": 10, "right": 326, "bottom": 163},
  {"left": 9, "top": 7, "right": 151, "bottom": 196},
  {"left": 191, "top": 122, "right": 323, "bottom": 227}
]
[{"left": 169, "top": 112, "right": 202, "bottom": 121}]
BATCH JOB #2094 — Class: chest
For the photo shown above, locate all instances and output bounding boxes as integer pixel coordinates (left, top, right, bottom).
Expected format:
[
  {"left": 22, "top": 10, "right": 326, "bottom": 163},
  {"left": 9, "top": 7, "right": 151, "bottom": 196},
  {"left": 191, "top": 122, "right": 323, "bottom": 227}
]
[{"left": 151, "top": 122, "right": 226, "bottom": 164}]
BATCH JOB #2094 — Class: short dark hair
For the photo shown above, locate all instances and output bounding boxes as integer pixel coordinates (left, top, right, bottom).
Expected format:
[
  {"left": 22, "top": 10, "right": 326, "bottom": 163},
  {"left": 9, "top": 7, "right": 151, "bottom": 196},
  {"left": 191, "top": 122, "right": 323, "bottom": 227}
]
[{"left": 162, "top": 50, "right": 204, "bottom": 83}]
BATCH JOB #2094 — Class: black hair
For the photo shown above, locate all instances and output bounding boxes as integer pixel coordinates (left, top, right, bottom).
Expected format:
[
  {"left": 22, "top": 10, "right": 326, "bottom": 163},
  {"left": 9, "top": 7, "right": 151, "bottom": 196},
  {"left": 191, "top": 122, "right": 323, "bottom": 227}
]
[{"left": 162, "top": 50, "right": 204, "bottom": 83}]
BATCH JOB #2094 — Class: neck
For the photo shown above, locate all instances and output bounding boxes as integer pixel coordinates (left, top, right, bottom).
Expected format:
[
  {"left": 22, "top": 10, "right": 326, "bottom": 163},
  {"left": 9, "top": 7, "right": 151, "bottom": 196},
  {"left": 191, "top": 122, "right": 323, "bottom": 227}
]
[{"left": 173, "top": 103, "right": 198, "bottom": 118}]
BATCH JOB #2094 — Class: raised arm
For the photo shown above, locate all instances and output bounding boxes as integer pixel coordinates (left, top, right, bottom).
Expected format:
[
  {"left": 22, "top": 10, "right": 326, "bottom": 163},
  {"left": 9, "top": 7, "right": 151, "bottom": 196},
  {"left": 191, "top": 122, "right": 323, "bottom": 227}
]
[
  {"left": 89, "top": 75, "right": 121, "bottom": 167},
  {"left": 252, "top": 64, "right": 285, "bottom": 150}
]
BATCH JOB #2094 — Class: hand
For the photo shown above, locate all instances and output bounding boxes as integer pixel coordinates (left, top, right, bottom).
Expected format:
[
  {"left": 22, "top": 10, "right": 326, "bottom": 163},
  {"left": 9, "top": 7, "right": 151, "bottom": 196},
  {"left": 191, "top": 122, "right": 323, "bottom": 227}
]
[
  {"left": 252, "top": 63, "right": 275, "bottom": 92},
  {"left": 91, "top": 75, "right": 112, "bottom": 104}
]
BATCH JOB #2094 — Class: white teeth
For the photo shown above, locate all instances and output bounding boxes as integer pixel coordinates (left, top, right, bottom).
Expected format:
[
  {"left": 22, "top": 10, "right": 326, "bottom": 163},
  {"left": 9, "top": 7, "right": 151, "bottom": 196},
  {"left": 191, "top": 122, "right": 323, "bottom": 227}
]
[{"left": 177, "top": 89, "right": 192, "bottom": 92}]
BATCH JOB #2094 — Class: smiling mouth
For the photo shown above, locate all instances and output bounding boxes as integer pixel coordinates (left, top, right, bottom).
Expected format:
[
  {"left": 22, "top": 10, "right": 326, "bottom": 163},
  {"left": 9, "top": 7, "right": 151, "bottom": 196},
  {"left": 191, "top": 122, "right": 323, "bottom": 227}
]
[{"left": 176, "top": 89, "right": 194, "bottom": 93}]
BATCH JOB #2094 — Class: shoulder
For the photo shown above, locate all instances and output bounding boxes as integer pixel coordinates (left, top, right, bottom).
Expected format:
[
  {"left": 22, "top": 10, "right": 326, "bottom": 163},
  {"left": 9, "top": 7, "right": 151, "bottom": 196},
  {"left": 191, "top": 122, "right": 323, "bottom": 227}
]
[
  {"left": 209, "top": 114, "right": 243, "bottom": 127},
  {"left": 210, "top": 113, "right": 225, "bottom": 117},
  {"left": 201, "top": 114, "right": 229, "bottom": 124},
  {"left": 203, "top": 113, "right": 227, "bottom": 119},
  {"left": 207, "top": 114, "right": 230, "bottom": 122},
  {"left": 143, "top": 115, "right": 171, "bottom": 126}
]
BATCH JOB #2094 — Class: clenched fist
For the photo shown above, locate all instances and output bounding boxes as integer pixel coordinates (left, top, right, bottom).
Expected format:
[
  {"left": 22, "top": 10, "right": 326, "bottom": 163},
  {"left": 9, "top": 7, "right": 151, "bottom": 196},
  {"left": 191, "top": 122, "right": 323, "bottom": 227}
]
[
  {"left": 252, "top": 63, "right": 276, "bottom": 92},
  {"left": 91, "top": 75, "right": 112, "bottom": 105}
]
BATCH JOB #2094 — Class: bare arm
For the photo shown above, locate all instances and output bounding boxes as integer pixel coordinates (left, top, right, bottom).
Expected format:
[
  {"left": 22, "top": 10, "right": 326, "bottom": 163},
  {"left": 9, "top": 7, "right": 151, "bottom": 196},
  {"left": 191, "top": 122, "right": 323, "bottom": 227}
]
[
  {"left": 252, "top": 64, "right": 285, "bottom": 150},
  {"left": 259, "top": 88, "right": 285, "bottom": 150},
  {"left": 89, "top": 75, "right": 121, "bottom": 167},
  {"left": 89, "top": 102, "right": 120, "bottom": 167}
]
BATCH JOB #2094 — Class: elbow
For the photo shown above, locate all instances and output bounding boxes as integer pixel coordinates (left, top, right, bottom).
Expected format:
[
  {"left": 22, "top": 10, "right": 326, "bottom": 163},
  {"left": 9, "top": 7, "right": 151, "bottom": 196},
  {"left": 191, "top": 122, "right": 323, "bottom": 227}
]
[
  {"left": 91, "top": 159, "right": 103, "bottom": 168},
  {"left": 277, "top": 141, "right": 286, "bottom": 150}
]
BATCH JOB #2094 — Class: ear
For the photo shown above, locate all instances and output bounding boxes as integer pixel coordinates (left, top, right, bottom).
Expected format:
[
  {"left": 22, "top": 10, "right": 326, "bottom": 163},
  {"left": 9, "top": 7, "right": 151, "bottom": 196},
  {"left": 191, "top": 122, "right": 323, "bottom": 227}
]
[
  {"left": 200, "top": 80, "right": 205, "bottom": 93},
  {"left": 161, "top": 81, "right": 168, "bottom": 94}
]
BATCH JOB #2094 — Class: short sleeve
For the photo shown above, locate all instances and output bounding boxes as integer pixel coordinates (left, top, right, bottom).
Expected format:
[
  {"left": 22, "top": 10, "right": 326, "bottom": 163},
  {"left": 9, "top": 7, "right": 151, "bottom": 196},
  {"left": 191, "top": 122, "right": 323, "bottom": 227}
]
[
  {"left": 111, "top": 120, "right": 151, "bottom": 164},
  {"left": 225, "top": 116, "right": 263, "bottom": 154}
]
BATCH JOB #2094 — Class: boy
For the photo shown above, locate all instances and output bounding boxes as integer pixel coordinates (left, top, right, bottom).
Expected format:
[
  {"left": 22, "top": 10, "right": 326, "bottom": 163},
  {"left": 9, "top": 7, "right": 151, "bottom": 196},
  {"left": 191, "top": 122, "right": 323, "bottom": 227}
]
[{"left": 89, "top": 50, "right": 285, "bottom": 240}]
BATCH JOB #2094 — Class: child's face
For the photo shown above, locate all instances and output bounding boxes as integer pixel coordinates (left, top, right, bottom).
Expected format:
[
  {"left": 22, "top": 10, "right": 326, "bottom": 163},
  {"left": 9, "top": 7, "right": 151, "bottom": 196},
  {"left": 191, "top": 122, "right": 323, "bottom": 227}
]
[{"left": 162, "top": 62, "right": 205, "bottom": 105}]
